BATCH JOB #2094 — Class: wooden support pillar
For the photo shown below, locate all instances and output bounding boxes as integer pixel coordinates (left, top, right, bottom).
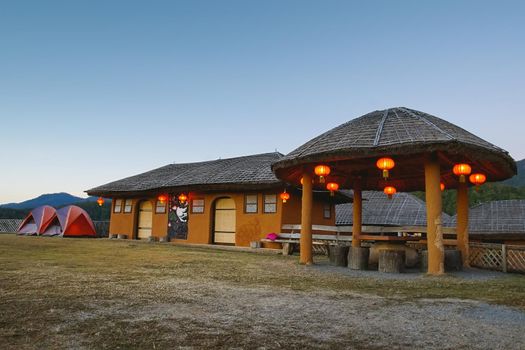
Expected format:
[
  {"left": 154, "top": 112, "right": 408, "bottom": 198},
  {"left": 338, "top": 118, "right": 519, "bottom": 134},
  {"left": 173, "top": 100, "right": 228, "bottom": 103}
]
[
  {"left": 424, "top": 155, "right": 445, "bottom": 275},
  {"left": 300, "top": 171, "right": 313, "bottom": 265},
  {"left": 457, "top": 182, "right": 470, "bottom": 267},
  {"left": 352, "top": 180, "right": 362, "bottom": 248}
]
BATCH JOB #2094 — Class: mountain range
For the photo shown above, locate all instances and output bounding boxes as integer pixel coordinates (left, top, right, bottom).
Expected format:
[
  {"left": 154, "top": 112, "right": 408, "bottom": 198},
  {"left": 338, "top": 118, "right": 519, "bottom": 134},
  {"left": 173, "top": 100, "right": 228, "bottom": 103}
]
[
  {"left": 503, "top": 159, "right": 525, "bottom": 187},
  {"left": 0, "top": 192, "right": 98, "bottom": 210}
]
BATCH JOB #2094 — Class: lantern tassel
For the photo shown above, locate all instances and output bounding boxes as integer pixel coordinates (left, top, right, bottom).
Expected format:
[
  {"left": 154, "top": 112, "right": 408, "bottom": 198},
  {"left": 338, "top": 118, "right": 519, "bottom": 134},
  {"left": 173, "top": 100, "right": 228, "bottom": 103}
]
[{"left": 383, "top": 169, "right": 389, "bottom": 179}]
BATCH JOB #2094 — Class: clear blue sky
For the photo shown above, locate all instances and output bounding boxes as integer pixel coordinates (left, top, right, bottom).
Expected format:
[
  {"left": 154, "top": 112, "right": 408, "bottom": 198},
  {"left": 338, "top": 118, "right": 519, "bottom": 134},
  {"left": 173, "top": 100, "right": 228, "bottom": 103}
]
[{"left": 1, "top": 0, "right": 524, "bottom": 203}]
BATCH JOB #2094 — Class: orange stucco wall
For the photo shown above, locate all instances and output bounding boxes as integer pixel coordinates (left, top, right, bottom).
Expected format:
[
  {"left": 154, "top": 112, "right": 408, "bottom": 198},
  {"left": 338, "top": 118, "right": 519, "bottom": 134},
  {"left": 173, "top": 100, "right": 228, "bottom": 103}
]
[
  {"left": 108, "top": 190, "right": 334, "bottom": 246},
  {"left": 109, "top": 198, "right": 168, "bottom": 239},
  {"left": 181, "top": 191, "right": 283, "bottom": 247},
  {"left": 109, "top": 198, "right": 138, "bottom": 238},
  {"left": 281, "top": 194, "right": 336, "bottom": 230}
]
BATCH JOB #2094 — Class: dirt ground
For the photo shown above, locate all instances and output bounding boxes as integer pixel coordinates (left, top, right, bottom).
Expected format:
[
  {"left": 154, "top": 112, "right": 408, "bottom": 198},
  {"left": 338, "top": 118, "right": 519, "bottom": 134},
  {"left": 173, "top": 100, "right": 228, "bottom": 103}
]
[{"left": 1, "top": 235, "right": 524, "bottom": 349}]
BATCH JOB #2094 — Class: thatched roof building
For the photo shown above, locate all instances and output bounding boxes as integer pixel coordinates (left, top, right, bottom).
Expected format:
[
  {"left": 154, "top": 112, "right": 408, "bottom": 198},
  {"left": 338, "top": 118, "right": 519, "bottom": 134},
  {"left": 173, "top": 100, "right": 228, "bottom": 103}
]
[
  {"left": 450, "top": 200, "right": 525, "bottom": 240},
  {"left": 336, "top": 191, "right": 452, "bottom": 227},
  {"left": 272, "top": 107, "right": 516, "bottom": 191},
  {"left": 87, "top": 152, "right": 285, "bottom": 197},
  {"left": 87, "top": 152, "right": 350, "bottom": 203}
]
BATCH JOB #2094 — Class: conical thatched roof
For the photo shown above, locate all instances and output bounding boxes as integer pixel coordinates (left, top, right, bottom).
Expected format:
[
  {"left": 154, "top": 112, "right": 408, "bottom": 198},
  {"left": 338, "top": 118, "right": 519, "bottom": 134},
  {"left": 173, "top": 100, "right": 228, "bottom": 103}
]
[
  {"left": 273, "top": 107, "right": 516, "bottom": 191},
  {"left": 450, "top": 200, "right": 525, "bottom": 237},
  {"left": 336, "top": 191, "right": 452, "bottom": 227}
]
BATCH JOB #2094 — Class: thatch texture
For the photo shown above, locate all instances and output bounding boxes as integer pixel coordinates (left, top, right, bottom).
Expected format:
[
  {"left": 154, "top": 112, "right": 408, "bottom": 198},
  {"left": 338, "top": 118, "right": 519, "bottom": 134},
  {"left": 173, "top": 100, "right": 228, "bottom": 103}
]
[
  {"left": 450, "top": 200, "right": 525, "bottom": 237},
  {"left": 87, "top": 152, "right": 285, "bottom": 197},
  {"left": 336, "top": 191, "right": 452, "bottom": 227},
  {"left": 272, "top": 107, "right": 516, "bottom": 191}
]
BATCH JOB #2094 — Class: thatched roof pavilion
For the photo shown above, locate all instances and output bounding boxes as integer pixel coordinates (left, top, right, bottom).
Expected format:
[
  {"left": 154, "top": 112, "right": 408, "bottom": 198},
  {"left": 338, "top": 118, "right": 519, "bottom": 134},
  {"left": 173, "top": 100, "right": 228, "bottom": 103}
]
[
  {"left": 272, "top": 107, "right": 516, "bottom": 274},
  {"left": 450, "top": 200, "right": 525, "bottom": 241},
  {"left": 336, "top": 191, "right": 452, "bottom": 227},
  {"left": 273, "top": 107, "right": 515, "bottom": 191}
]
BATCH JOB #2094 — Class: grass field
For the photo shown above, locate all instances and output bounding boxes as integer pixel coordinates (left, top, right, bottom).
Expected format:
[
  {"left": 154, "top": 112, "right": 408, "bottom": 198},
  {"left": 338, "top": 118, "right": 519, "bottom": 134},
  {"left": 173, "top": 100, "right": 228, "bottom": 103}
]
[{"left": 1, "top": 235, "right": 524, "bottom": 349}]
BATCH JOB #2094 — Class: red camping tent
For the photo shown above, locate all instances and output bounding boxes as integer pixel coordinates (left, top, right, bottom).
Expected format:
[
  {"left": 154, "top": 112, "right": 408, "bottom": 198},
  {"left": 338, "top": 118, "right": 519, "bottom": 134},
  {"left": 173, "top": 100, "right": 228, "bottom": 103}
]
[
  {"left": 18, "top": 205, "right": 57, "bottom": 235},
  {"left": 56, "top": 205, "right": 96, "bottom": 237}
]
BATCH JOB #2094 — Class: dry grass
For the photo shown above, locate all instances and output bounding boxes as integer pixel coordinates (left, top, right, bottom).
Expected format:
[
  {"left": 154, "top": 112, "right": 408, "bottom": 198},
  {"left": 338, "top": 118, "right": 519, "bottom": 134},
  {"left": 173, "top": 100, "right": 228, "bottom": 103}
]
[{"left": 1, "top": 235, "right": 524, "bottom": 349}]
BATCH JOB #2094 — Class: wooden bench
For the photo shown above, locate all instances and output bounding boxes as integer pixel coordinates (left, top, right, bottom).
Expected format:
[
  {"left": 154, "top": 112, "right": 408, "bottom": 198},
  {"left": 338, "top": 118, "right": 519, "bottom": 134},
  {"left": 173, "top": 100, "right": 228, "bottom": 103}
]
[
  {"left": 261, "top": 233, "right": 352, "bottom": 255},
  {"left": 359, "top": 235, "right": 421, "bottom": 242}
]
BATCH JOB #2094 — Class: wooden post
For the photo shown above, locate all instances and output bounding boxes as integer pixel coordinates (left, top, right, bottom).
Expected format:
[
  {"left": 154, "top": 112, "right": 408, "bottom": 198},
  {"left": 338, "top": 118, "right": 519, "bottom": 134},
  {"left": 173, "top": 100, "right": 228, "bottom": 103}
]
[
  {"left": 424, "top": 155, "right": 445, "bottom": 275},
  {"left": 457, "top": 182, "right": 470, "bottom": 267},
  {"left": 300, "top": 171, "right": 313, "bottom": 265},
  {"left": 502, "top": 244, "right": 507, "bottom": 273},
  {"left": 352, "top": 180, "right": 362, "bottom": 248}
]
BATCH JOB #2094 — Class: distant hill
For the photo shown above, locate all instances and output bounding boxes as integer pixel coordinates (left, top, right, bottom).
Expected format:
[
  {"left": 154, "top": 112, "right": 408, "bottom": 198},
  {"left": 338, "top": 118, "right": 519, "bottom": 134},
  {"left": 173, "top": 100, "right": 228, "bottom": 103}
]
[
  {"left": 0, "top": 192, "right": 97, "bottom": 210},
  {"left": 503, "top": 159, "right": 525, "bottom": 187},
  {"left": 0, "top": 195, "right": 112, "bottom": 221},
  {"left": 0, "top": 207, "right": 28, "bottom": 219}
]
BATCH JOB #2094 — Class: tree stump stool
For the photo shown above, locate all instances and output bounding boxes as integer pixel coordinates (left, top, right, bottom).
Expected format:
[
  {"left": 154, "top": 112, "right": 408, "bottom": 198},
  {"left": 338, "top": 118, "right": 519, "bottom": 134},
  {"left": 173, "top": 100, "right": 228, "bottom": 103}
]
[
  {"left": 117, "top": 234, "right": 128, "bottom": 239},
  {"left": 378, "top": 249, "right": 405, "bottom": 273},
  {"left": 420, "top": 249, "right": 462, "bottom": 272},
  {"left": 328, "top": 244, "right": 349, "bottom": 267},
  {"left": 348, "top": 246, "right": 370, "bottom": 270},
  {"left": 444, "top": 249, "right": 462, "bottom": 271},
  {"left": 420, "top": 250, "right": 429, "bottom": 272}
]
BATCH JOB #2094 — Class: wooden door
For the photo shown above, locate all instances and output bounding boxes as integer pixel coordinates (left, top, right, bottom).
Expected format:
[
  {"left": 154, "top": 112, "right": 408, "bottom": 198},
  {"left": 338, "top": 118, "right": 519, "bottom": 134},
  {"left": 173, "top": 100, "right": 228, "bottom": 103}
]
[
  {"left": 137, "top": 201, "right": 153, "bottom": 239},
  {"left": 213, "top": 198, "right": 236, "bottom": 244}
]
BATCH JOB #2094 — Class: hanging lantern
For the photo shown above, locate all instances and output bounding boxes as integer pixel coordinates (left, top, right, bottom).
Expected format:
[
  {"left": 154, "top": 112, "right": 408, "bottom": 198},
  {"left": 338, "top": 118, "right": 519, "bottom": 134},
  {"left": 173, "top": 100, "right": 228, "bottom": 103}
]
[
  {"left": 178, "top": 193, "right": 188, "bottom": 203},
  {"left": 384, "top": 186, "right": 396, "bottom": 199},
  {"left": 158, "top": 194, "right": 168, "bottom": 203},
  {"left": 97, "top": 197, "right": 104, "bottom": 207},
  {"left": 280, "top": 190, "right": 290, "bottom": 203},
  {"left": 326, "top": 182, "right": 339, "bottom": 196},
  {"left": 453, "top": 163, "right": 472, "bottom": 183},
  {"left": 440, "top": 183, "right": 445, "bottom": 191},
  {"left": 314, "top": 165, "right": 331, "bottom": 184},
  {"left": 376, "top": 158, "right": 395, "bottom": 179},
  {"left": 469, "top": 173, "right": 486, "bottom": 187}
]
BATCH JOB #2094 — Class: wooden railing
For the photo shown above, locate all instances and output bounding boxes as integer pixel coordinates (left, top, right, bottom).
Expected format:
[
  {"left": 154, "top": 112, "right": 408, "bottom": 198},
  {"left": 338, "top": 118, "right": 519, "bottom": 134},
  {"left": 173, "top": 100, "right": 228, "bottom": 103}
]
[
  {"left": 0, "top": 219, "right": 22, "bottom": 233},
  {"left": 469, "top": 243, "right": 525, "bottom": 274}
]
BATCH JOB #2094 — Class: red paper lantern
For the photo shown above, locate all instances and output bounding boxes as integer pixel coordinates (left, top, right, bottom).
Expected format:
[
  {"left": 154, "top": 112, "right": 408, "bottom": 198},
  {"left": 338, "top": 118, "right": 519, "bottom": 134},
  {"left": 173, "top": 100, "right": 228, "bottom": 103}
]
[
  {"left": 376, "top": 158, "right": 395, "bottom": 179},
  {"left": 326, "top": 182, "right": 339, "bottom": 196},
  {"left": 469, "top": 173, "right": 486, "bottom": 186},
  {"left": 314, "top": 165, "right": 331, "bottom": 184},
  {"left": 384, "top": 186, "right": 397, "bottom": 199},
  {"left": 440, "top": 183, "right": 445, "bottom": 191},
  {"left": 96, "top": 197, "right": 104, "bottom": 207},
  {"left": 280, "top": 190, "right": 290, "bottom": 203},
  {"left": 453, "top": 163, "right": 472, "bottom": 183},
  {"left": 178, "top": 193, "right": 188, "bottom": 203}
]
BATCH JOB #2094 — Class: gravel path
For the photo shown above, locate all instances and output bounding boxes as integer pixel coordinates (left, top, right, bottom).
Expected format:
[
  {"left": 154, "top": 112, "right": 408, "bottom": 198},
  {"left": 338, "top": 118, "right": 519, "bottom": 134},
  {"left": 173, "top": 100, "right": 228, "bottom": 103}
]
[{"left": 74, "top": 277, "right": 525, "bottom": 349}]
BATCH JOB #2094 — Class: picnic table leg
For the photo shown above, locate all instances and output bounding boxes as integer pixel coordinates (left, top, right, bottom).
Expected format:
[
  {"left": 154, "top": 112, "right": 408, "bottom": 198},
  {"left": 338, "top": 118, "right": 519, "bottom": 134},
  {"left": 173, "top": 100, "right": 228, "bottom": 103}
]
[{"left": 282, "top": 242, "right": 291, "bottom": 256}]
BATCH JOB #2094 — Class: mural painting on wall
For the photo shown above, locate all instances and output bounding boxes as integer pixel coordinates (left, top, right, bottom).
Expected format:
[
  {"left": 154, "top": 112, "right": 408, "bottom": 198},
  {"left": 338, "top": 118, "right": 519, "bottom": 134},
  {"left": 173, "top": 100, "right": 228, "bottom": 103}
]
[{"left": 168, "top": 194, "right": 188, "bottom": 239}]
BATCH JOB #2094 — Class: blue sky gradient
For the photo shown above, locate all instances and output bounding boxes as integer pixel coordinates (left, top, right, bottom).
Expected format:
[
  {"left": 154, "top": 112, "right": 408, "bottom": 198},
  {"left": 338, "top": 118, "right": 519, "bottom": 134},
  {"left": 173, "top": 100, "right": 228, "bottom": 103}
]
[{"left": 1, "top": 0, "right": 524, "bottom": 203}]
